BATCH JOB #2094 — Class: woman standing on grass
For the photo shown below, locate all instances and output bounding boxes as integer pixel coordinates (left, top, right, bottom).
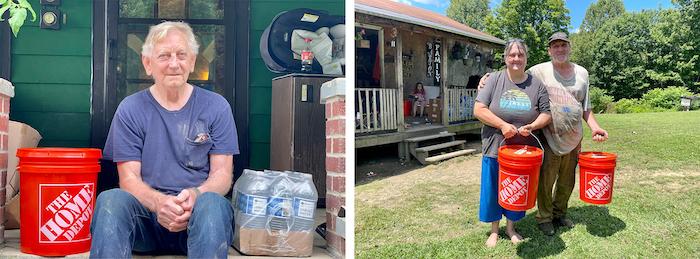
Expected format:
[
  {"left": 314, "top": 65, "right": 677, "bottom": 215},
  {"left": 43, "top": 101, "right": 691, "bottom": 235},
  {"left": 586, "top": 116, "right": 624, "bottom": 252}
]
[{"left": 473, "top": 39, "right": 551, "bottom": 247}]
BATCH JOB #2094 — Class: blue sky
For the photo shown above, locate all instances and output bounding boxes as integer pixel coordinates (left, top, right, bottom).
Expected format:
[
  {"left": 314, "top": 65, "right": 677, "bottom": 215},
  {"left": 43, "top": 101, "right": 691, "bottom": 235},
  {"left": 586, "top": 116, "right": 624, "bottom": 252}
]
[{"left": 391, "top": 0, "right": 675, "bottom": 32}]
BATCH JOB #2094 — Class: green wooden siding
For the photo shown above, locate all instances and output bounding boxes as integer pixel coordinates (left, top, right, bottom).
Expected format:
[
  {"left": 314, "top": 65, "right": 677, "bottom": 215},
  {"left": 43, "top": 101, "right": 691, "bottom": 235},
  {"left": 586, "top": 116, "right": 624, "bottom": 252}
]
[
  {"left": 9, "top": 1, "right": 92, "bottom": 147},
  {"left": 249, "top": 0, "right": 344, "bottom": 169},
  {"left": 5, "top": 0, "right": 344, "bottom": 168}
]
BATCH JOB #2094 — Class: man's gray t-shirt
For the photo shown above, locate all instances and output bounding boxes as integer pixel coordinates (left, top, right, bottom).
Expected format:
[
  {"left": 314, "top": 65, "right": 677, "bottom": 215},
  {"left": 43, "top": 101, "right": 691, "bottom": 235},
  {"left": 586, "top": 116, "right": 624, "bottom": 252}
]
[
  {"left": 476, "top": 71, "right": 551, "bottom": 158},
  {"left": 103, "top": 86, "right": 240, "bottom": 195},
  {"left": 528, "top": 62, "right": 590, "bottom": 155}
]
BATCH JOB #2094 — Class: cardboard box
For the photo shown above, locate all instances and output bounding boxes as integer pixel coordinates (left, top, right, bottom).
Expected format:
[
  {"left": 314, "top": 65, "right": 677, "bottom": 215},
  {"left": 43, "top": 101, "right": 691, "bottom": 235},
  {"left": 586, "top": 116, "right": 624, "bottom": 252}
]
[
  {"left": 427, "top": 99, "right": 442, "bottom": 123},
  {"left": 428, "top": 111, "right": 442, "bottom": 123},
  {"left": 7, "top": 121, "right": 42, "bottom": 202},
  {"left": 5, "top": 194, "right": 19, "bottom": 229},
  {"left": 234, "top": 225, "right": 313, "bottom": 257}
]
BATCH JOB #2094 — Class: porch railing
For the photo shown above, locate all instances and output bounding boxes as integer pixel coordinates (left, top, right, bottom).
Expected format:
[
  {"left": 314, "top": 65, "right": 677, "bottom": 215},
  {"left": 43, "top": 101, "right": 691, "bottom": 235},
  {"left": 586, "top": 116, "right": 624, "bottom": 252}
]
[
  {"left": 355, "top": 88, "right": 398, "bottom": 134},
  {"left": 446, "top": 86, "right": 477, "bottom": 123}
]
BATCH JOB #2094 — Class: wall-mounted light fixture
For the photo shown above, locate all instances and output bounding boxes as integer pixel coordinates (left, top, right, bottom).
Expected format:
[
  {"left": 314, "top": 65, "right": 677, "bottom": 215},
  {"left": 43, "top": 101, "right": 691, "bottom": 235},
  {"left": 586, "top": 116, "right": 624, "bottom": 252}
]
[
  {"left": 475, "top": 53, "right": 482, "bottom": 64},
  {"left": 462, "top": 47, "right": 471, "bottom": 66},
  {"left": 390, "top": 27, "right": 398, "bottom": 47},
  {"left": 40, "top": 0, "right": 61, "bottom": 5},
  {"left": 40, "top": 0, "right": 62, "bottom": 30}
]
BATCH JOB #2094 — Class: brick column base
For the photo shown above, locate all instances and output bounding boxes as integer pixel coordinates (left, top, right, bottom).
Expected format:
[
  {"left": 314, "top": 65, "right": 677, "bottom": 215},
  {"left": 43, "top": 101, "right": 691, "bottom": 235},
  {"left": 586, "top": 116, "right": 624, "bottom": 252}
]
[
  {"left": 0, "top": 78, "right": 15, "bottom": 244},
  {"left": 320, "top": 78, "right": 345, "bottom": 258}
]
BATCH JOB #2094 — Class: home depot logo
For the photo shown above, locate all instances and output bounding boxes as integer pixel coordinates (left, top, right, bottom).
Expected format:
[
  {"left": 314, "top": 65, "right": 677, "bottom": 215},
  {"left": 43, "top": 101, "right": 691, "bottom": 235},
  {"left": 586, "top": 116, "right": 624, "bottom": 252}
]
[
  {"left": 584, "top": 173, "right": 612, "bottom": 200},
  {"left": 499, "top": 172, "right": 528, "bottom": 206},
  {"left": 39, "top": 183, "right": 94, "bottom": 243}
]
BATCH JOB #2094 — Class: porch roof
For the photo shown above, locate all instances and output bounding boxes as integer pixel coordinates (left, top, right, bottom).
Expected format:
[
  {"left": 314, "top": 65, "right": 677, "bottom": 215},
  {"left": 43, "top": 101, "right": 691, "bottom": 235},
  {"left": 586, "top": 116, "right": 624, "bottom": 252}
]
[{"left": 355, "top": 0, "right": 506, "bottom": 45}]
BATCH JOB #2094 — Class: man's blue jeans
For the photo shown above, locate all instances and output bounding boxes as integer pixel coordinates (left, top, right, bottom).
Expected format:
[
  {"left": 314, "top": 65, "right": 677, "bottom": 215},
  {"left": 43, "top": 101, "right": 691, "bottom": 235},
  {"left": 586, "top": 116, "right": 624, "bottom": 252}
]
[{"left": 89, "top": 189, "right": 234, "bottom": 258}]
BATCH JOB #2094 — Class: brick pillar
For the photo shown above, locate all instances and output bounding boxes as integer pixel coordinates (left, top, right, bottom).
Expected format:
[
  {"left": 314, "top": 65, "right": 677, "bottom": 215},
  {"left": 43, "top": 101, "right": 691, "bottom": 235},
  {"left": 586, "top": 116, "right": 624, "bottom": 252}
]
[
  {"left": 0, "top": 78, "right": 15, "bottom": 244},
  {"left": 320, "top": 78, "right": 345, "bottom": 258}
]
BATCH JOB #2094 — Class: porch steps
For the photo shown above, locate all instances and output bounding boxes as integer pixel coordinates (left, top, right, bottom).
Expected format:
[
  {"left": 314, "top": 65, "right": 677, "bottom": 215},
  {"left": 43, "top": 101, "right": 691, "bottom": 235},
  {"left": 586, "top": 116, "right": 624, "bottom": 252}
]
[
  {"left": 405, "top": 132, "right": 476, "bottom": 165},
  {"left": 405, "top": 132, "right": 456, "bottom": 143},
  {"left": 415, "top": 140, "right": 465, "bottom": 153},
  {"left": 425, "top": 149, "right": 477, "bottom": 163}
]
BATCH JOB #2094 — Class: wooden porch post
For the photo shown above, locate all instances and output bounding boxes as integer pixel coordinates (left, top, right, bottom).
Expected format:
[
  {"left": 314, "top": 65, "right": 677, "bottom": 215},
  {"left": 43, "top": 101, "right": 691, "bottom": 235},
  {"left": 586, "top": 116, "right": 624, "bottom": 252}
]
[
  {"left": 441, "top": 36, "right": 449, "bottom": 127},
  {"left": 396, "top": 32, "right": 409, "bottom": 160},
  {"left": 396, "top": 33, "right": 405, "bottom": 132}
]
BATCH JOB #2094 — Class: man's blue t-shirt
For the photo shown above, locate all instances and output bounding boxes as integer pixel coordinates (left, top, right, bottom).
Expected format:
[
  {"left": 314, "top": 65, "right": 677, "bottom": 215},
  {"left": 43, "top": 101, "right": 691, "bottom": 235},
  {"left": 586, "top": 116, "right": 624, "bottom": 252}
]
[{"left": 103, "top": 86, "right": 240, "bottom": 195}]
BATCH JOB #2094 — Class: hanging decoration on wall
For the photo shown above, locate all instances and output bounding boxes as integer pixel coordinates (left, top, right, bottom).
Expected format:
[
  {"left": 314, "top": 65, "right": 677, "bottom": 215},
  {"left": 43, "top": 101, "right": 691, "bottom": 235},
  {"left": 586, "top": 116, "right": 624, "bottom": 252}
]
[
  {"left": 434, "top": 39, "right": 441, "bottom": 85},
  {"left": 451, "top": 42, "right": 464, "bottom": 60},
  {"left": 426, "top": 41, "right": 434, "bottom": 79},
  {"left": 462, "top": 46, "right": 473, "bottom": 66}
]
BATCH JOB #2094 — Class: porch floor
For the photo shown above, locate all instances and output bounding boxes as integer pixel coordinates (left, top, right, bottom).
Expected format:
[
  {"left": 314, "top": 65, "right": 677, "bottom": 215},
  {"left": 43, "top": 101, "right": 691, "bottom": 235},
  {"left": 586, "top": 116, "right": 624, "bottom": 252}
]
[
  {"left": 0, "top": 209, "right": 332, "bottom": 258},
  {"left": 404, "top": 115, "right": 433, "bottom": 129}
]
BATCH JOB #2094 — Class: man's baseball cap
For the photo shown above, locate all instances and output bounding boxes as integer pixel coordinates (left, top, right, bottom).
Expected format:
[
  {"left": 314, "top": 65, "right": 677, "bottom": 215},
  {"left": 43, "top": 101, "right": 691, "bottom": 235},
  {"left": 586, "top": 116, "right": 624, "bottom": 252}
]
[{"left": 548, "top": 32, "right": 570, "bottom": 45}]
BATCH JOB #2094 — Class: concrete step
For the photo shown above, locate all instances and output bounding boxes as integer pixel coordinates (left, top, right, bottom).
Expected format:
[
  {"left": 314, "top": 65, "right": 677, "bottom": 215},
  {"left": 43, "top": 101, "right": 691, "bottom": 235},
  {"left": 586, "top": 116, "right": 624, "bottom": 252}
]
[
  {"left": 415, "top": 140, "right": 466, "bottom": 153},
  {"left": 425, "top": 149, "right": 478, "bottom": 164}
]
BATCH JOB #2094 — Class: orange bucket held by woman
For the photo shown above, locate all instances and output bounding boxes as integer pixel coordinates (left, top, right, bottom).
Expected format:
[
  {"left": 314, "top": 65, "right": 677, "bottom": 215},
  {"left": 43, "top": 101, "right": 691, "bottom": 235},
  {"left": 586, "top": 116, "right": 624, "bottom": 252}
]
[
  {"left": 17, "top": 148, "right": 102, "bottom": 256},
  {"left": 497, "top": 145, "right": 543, "bottom": 211},
  {"left": 578, "top": 151, "right": 617, "bottom": 205}
]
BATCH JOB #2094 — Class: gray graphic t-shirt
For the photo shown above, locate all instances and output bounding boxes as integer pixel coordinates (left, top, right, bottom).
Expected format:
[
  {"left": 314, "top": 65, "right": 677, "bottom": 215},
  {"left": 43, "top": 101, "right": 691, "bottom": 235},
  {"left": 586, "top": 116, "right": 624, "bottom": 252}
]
[{"left": 476, "top": 71, "right": 551, "bottom": 158}]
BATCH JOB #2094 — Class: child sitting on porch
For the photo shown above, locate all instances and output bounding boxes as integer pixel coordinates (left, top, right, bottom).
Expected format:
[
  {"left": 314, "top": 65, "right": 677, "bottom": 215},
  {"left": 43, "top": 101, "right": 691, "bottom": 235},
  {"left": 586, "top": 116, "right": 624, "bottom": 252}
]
[{"left": 411, "top": 82, "right": 427, "bottom": 117}]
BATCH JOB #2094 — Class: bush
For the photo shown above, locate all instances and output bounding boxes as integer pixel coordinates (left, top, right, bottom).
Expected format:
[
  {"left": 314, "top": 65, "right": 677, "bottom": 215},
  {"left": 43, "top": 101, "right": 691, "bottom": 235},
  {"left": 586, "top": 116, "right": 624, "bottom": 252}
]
[
  {"left": 611, "top": 98, "right": 667, "bottom": 113},
  {"left": 693, "top": 98, "right": 700, "bottom": 110},
  {"left": 641, "top": 86, "right": 693, "bottom": 110},
  {"left": 589, "top": 86, "right": 614, "bottom": 113}
]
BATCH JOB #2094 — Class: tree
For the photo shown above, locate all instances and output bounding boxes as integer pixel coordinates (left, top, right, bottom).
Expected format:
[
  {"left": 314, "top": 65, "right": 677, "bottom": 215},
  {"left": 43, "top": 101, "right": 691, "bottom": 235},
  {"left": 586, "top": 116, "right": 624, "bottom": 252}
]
[
  {"left": 588, "top": 12, "right": 656, "bottom": 99},
  {"left": 584, "top": 9, "right": 699, "bottom": 99},
  {"left": 446, "top": 0, "right": 491, "bottom": 31},
  {"left": 570, "top": 31, "right": 595, "bottom": 69},
  {"left": 648, "top": 9, "right": 695, "bottom": 91},
  {"left": 673, "top": 0, "right": 700, "bottom": 91},
  {"left": 485, "top": 0, "right": 570, "bottom": 67},
  {"left": 572, "top": 0, "right": 624, "bottom": 72},
  {"left": 580, "top": 0, "right": 625, "bottom": 33}
]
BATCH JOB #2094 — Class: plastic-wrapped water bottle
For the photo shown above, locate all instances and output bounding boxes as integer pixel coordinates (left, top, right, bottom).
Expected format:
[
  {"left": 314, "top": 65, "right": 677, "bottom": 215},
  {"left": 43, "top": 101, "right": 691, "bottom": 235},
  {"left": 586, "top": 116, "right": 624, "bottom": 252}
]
[
  {"left": 234, "top": 169, "right": 269, "bottom": 229},
  {"left": 291, "top": 172, "right": 318, "bottom": 231},
  {"left": 266, "top": 171, "right": 294, "bottom": 231}
]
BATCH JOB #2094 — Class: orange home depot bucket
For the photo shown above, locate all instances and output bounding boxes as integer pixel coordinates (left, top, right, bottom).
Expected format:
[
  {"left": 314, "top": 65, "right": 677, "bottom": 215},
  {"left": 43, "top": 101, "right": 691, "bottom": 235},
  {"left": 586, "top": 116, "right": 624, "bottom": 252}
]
[
  {"left": 17, "top": 148, "right": 102, "bottom": 256},
  {"left": 497, "top": 145, "right": 543, "bottom": 211},
  {"left": 579, "top": 152, "right": 617, "bottom": 205}
]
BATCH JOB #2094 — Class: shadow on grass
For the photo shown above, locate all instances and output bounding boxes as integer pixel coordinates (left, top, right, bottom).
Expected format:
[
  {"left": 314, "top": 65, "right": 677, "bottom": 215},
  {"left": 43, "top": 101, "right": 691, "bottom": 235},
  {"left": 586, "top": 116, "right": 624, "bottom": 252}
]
[
  {"left": 513, "top": 205, "right": 626, "bottom": 258},
  {"left": 355, "top": 158, "right": 423, "bottom": 186},
  {"left": 569, "top": 205, "right": 626, "bottom": 237}
]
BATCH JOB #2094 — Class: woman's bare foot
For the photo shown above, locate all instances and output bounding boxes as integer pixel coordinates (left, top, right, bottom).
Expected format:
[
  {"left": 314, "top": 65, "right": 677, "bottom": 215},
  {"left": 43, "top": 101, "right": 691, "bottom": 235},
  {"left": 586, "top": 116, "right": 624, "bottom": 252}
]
[
  {"left": 506, "top": 230, "right": 523, "bottom": 244},
  {"left": 505, "top": 220, "right": 523, "bottom": 244},
  {"left": 485, "top": 232, "right": 499, "bottom": 248}
]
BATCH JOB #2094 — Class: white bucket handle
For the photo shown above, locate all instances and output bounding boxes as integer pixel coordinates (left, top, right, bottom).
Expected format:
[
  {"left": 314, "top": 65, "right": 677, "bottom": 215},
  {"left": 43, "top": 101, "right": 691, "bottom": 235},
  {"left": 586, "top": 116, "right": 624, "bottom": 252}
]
[{"left": 499, "top": 129, "right": 545, "bottom": 164}]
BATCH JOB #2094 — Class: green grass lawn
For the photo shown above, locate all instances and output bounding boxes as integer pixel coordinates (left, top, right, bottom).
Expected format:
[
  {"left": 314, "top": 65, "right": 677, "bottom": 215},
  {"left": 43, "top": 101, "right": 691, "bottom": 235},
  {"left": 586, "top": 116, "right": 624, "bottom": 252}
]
[{"left": 356, "top": 111, "right": 700, "bottom": 258}]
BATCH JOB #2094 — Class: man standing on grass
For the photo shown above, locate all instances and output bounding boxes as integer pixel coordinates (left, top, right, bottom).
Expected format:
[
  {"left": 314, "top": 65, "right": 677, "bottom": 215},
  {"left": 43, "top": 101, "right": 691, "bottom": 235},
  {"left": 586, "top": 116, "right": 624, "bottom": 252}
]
[
  {"left": 528, "top": 32, "right": 608, "bottom": 235},
  {"left": 480, "top": 32, "right": 610, "bottom": 236}
]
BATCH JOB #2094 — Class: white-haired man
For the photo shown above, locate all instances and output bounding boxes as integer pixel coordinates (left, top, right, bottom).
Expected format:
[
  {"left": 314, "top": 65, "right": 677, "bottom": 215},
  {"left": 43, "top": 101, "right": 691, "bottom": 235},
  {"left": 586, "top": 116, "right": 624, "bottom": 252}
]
[{"left": 90, "top": 21, "right": 238, "bottom": 258}]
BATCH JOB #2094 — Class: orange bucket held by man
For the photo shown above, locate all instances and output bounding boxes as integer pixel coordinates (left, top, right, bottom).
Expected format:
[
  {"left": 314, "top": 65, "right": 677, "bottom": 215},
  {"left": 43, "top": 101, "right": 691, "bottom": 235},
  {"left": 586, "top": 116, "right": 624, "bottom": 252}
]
[
  {"left": 497, "top": 144, "right": 543, "bottom": 211},
  {"left": 17, "top": 148, "right": 102, "bottom": 256},
  {"left": 578, "top": 151, "right": 617, "bottom": 204}
]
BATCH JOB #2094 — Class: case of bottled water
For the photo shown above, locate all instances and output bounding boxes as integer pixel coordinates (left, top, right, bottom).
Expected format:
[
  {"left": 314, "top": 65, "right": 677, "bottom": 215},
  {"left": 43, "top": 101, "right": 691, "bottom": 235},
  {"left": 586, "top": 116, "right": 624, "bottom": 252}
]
[{"left": 232, "top": 169, "right": 318, "bottom": 256}]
